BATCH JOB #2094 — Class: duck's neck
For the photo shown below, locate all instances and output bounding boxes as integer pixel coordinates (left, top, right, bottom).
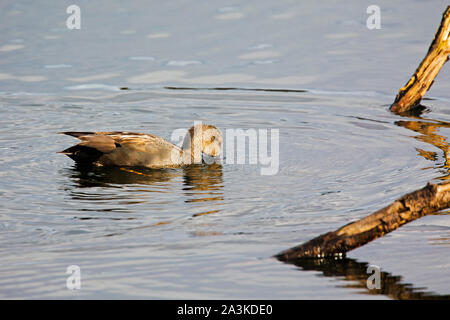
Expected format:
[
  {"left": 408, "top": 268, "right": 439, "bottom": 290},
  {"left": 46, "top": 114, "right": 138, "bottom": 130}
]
[{"left": 181, "top": 127, "right": 203, "bottom": 164}]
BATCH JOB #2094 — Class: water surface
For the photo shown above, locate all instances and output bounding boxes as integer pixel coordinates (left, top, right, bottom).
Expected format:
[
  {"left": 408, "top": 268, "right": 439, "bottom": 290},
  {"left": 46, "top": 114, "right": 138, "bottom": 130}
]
[{"left": 0, "top": 0, "right": 449, "bottom": 299}]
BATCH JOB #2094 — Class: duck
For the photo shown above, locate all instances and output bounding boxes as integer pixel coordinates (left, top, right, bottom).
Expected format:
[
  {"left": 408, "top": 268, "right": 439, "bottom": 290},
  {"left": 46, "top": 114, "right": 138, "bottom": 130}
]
[{"left": 59, "top": 124, "right": 223, "bottom": 168}]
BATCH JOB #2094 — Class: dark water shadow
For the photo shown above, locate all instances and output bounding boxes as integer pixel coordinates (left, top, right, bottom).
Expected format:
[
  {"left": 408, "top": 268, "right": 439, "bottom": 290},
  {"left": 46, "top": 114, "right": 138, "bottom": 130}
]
[
  {"left": 164, "top": 86, "right": 308, "bottom": 93},
  {"left": 286, "top": 257, "right": 450, "bottom": 300}
]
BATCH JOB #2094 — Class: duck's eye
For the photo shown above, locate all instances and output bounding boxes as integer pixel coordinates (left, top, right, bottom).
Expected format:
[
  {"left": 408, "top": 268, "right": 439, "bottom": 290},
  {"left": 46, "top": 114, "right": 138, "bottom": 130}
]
[{"left": 210, "top": 136, "right": 215, "bottom": 142}]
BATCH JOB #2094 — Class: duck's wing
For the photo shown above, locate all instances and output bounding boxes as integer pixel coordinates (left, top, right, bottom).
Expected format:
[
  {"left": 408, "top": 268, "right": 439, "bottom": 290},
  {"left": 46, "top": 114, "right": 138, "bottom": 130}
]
[
  {"left": 60, "top": 132, "right": 119, "bottom": 152},
  {"left": 59, "top": 131, "right": 180, "bottom": 165},
  {"left": 99, "top": 132, "right": 176, "bottom": 150}
]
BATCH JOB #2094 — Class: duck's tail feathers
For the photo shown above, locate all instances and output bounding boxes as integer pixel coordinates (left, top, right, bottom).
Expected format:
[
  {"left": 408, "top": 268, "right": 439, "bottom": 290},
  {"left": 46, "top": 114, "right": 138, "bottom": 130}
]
[
  {"left": 59, "top": 131, "right": 96, "bottom": 138},
  {"left": 58, "top": 145, "right": 104, "bottom": 164},
  {"left": 59, "top": 133, "right": 118, "bottom": 164}
]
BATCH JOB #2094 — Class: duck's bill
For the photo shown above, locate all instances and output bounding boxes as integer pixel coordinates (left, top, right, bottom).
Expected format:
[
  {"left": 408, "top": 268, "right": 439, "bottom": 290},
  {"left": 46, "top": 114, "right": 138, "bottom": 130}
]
[{"left": 201, "top": 153, "right": 221, "bottom": 165}]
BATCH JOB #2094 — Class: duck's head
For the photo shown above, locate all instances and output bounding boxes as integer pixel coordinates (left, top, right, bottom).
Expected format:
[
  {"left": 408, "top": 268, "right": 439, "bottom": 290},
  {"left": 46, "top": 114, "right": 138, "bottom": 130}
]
[{"left": 182, "top": 124, "right": 222, "bottom": 164}]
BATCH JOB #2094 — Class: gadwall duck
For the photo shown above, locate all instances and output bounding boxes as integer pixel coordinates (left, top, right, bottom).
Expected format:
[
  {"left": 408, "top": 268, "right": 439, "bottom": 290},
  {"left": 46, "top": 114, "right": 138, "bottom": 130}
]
[{"left": 59, "top": 124, "right": 222, "bottom": 168}]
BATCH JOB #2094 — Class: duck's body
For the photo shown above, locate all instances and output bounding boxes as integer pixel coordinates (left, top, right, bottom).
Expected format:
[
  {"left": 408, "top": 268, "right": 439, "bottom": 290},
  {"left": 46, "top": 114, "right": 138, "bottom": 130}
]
[{"left": 59, "top": 125, "right": 222, "bottom": 168}]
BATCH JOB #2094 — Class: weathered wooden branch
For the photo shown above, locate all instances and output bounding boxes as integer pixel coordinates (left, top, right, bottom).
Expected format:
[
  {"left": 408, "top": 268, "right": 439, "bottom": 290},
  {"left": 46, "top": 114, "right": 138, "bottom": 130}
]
[
  {"left": 390, "top": 6, "right": 450, "bottom": 114},
  {"left": 275, "top": 181, "right": 450, "bottom": 261}
]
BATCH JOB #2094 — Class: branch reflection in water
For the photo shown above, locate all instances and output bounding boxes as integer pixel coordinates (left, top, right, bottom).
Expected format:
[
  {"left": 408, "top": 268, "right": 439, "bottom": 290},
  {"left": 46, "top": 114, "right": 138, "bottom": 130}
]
[
  {"left": 395, "top": 105, "right": 450, "bottom": 180},
  {"left": 285, "top": 257, "right": 450, "bottom": 300}
]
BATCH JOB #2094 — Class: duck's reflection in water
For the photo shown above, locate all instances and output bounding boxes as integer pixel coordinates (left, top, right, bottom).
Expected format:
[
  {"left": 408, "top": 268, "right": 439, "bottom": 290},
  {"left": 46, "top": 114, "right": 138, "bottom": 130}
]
[
  {"left": 66, "top": 164, "right": 179, "bottom": 188},
  {"left": 63, "top": 163, "right": 224, "bottom": 227},
  {"left": 182, "top": 164, "right": 224, "bottom": 217},
  {"left": 287, "top": 257, "right": 450, "bottom": 299}
]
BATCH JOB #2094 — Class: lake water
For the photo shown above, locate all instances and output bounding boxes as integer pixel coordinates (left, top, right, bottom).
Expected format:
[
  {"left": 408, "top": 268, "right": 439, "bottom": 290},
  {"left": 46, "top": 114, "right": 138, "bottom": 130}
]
[{"left": 0, "top": 0, "right": 449, "bottom": 299}]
